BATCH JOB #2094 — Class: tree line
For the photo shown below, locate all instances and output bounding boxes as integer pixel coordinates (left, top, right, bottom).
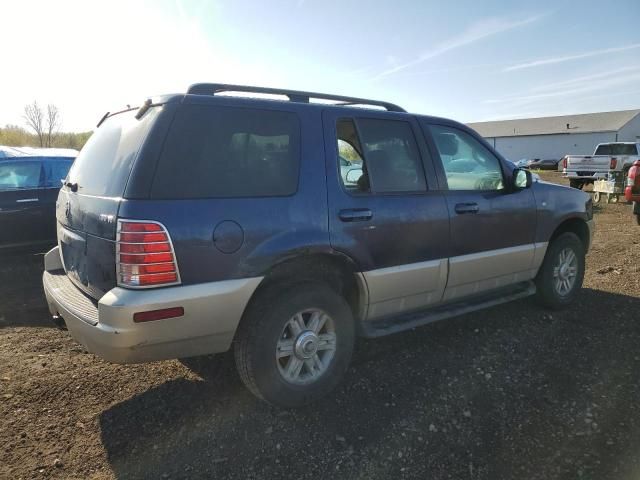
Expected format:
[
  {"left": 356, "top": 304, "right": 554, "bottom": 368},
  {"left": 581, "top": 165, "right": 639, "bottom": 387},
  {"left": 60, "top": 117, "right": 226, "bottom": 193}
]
[{"left": 0, "top": 101, "right": 92, "bottom": 151}]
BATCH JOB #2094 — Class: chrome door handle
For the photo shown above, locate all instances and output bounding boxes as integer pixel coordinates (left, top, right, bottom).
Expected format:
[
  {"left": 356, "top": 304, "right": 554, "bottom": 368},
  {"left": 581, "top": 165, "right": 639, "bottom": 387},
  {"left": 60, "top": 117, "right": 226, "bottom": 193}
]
[{"left": 454, "top": 202, "right": 479, "bottom": 214}]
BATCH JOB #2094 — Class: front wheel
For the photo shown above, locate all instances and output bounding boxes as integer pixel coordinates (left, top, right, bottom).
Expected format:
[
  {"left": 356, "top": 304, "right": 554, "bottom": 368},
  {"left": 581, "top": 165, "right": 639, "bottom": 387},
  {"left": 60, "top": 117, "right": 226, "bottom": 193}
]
[
  {"left": 234, "top": 282, "right": 355, "bottom": 407},
  {"left": 535, "top": 232, "right": 585, "bottom": 309}
]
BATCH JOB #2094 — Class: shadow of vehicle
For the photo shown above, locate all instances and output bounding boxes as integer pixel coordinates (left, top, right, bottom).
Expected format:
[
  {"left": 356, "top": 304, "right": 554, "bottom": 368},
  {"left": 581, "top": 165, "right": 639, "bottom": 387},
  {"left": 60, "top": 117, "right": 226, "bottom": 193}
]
[
  {"left": 0, "top": 251, "right": 51, "bottom": 328},
  {"left": 99, "top": 289, "right": 640, "bottom": 480}
]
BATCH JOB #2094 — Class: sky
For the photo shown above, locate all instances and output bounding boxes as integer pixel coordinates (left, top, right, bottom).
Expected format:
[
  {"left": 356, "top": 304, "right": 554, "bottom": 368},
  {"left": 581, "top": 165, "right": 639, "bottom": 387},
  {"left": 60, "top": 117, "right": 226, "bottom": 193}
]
[{"left": 2, "top": 0, "right": 640, "bottom": 132}]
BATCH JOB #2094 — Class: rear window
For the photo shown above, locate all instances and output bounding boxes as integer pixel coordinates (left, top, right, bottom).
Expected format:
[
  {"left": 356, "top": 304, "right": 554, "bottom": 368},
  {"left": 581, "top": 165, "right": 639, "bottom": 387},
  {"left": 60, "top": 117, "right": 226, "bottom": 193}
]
[
  {"left": 66, "top": 108, "right": 158, "bottom": 197},
  {"left": 595, "top": 144, "right": 638, "bottom": 156},
  {"left": 151, "top": 105, "right": 300, "bottom": 198}
]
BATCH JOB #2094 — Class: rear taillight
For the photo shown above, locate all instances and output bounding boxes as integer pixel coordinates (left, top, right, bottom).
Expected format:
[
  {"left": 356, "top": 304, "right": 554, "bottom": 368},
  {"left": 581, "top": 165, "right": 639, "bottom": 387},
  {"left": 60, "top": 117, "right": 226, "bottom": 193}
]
[
  {"left": 610, "top": 157, "right": 617, "bottom": 169},
  {"left": 562, "top": 157, "right": 567, "bottom": 169},
  {"left": 116, "top": 220, "right": 180, "bottom": 288},
  {"left": 625, "top": 161, "right": 640, "bottom": 202}
]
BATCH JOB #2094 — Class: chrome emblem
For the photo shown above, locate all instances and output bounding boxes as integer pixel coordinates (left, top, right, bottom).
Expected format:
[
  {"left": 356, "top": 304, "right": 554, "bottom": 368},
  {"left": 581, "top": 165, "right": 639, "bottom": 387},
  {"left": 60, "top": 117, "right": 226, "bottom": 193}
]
[{"left": 99, "top": 214, "right": 115, "bottom": 224}]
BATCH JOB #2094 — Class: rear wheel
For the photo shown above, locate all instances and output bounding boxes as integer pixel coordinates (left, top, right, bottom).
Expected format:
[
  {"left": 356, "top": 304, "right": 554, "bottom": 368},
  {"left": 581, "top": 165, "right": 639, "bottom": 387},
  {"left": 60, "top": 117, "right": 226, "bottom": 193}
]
[
  {"left": 569, "top": 180, "right": 584, "bottom": 190},
  {"left": 234, "top": 282, "right": 355, "bottom": 407},
  {"left": 535, "top": 232, "right": 585, "bottom": 309}
]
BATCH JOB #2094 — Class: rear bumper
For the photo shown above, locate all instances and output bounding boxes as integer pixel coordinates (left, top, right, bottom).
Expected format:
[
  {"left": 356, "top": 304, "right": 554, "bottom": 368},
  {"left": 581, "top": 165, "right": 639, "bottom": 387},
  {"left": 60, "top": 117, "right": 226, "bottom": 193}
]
[
  {"left": 42, "top": 247, "right": 262, "bottom": 363},
  {"left": 563, "top": 171, "right": 607, "bottom": 180}
]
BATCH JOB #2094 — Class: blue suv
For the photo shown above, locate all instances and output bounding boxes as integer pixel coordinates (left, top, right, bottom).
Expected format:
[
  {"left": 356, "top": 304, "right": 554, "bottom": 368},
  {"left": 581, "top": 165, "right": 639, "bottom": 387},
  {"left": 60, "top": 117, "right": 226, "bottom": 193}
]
[{"left": 43, "top": 84, "right": 594, "bottom": 407}]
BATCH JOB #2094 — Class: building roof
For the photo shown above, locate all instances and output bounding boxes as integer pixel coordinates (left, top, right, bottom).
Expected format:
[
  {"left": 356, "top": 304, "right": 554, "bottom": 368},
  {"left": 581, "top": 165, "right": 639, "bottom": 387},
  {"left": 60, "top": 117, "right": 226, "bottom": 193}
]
[
  {"left": 0, "top": 146, "right": 79, "bottom": 159},
  {"left": 468, "top": 109, "right": 640, "bottom": 138}
]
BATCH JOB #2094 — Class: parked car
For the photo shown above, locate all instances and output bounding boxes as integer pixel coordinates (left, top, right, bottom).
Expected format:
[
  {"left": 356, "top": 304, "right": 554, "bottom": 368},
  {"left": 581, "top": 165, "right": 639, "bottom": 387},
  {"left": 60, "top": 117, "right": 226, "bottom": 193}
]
[
  {"left": 43, "top": 84, "right": 594, "bottom": 407},
  {"left": 563, "top": 142, "right": 640, "bottom": 189},
  {"left": 528, "top": 158, "right": 560, "bottom": 171},
  {"left": 0, "top": 147, "right": 77, "bottom": 250}
]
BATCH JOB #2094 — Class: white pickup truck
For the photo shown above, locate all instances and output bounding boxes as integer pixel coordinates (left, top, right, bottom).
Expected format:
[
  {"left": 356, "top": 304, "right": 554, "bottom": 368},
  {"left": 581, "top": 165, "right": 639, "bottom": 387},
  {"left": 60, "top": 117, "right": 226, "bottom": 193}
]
[{"left": 563, "top": 142, "right": 640, "bottom": 189}]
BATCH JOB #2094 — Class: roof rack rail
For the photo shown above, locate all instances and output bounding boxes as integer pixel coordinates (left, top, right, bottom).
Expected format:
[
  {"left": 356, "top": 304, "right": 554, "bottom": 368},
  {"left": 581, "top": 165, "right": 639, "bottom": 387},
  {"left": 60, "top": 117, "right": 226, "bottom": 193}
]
[{"left": 186, "top": 83, "right": 406, "bottom": 113}]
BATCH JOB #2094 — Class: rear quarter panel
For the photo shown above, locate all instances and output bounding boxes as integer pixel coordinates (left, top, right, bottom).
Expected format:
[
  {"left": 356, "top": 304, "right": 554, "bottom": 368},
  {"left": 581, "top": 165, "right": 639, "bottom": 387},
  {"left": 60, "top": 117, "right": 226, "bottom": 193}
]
[{"left": 118, "top": 99, "right": 330, "bottom": 284}]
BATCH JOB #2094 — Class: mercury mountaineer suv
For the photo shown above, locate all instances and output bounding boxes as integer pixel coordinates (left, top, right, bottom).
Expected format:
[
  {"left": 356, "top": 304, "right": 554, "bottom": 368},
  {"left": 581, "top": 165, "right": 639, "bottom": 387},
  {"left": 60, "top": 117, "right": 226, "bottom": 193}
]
[{"left": 43, "top": 84, "right": 594, "bottom": 407}]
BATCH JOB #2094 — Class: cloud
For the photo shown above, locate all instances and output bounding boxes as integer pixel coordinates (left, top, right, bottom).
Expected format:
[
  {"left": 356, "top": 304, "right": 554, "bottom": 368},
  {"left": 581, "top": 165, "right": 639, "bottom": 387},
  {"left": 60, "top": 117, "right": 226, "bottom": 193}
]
[
  {"left": 503, "top": 43, "right": 640, "bottom": 72},
  {"left": 373, "top": 13, "right": 545, "bottom": 80},
  {"left": 483, "top": 67, "right": 640, "bottom": 106}
]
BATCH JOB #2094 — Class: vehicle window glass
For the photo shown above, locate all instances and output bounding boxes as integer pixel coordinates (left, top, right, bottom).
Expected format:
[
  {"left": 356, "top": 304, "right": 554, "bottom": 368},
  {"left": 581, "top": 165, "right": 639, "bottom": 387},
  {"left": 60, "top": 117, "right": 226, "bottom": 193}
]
[
  {"left": 42, "top": 158, "right": 74, "bottom": 187},
  {"left": 152, "top": 105, "right": 300, "bottom": 198},
  {"left": 594, "top": 144, "right": 638, "bottom": 156},
  {"left": 67, "top": 107, "right": 158, "bottom": 197},
  {"left": 336, "top": 118, "right": 426, "bottom": 194},
  {"left": 430, "top": 125, "right": 504, "bottom": 191},
  {"left": 0, "top": 161, "right": 42, "bottom": 191}
]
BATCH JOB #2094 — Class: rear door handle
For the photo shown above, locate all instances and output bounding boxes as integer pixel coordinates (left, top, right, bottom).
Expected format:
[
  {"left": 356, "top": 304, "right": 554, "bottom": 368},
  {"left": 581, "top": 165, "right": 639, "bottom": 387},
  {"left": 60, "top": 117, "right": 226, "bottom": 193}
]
[
  {"left": 339, "top": 208, "right": 372, "bottom": 222},
  {"left": 454, "top": 202, "right": 479, "bottom": 214}
]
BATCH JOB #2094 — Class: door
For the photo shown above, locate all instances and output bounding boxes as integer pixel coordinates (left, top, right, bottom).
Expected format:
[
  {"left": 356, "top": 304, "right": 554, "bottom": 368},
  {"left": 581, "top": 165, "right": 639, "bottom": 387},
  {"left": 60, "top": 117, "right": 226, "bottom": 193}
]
[
  {"left": 423, "top": 122, "right": 538, "bottom": 301},
  {"left": 0, "top": 160, "right": 47, "bottom": 248},
  {"left": 323, "top": 109, "right": 450, "bottom": 320}
]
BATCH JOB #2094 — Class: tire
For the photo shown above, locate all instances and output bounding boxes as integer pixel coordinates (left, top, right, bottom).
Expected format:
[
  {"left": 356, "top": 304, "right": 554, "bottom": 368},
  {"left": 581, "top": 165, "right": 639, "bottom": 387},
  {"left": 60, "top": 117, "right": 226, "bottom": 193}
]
[
  {"left": 234, "top": 282, "right": 355, "bottom": 407},
  {"left": 535, "top": 232, "right": 585, "bottom": 309},
  {"left": 635, "top": 214, "right": 640, "bottom": 226},
  {"left": 569, "top": 180, "right": 584, "bottom": 190},
  {"left": 593, "top": 191, "right": 600, "bottom": 203}
]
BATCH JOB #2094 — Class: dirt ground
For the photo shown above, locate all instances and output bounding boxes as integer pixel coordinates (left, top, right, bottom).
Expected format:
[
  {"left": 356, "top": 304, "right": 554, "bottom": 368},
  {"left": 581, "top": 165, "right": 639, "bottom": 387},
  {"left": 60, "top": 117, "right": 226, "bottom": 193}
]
[{"left": 1, "top": 172, "right": 639, "bottom": 480}]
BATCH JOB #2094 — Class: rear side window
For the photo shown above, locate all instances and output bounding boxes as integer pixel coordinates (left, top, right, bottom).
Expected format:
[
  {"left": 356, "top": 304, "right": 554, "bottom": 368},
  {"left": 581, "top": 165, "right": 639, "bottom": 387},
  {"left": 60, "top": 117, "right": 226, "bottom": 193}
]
[
  {"left": 67, "top": 108, "right": 158, "bottom": 197},
  {"left": 335, "top": 118, "right": 426, "bottom": 194},
  {"left": 0, "top": 161, "right": 42, "bottom": 191},
  {"left": 151, "top": 105, "right": 300, "bottom": 198},
  {"left": 42, "top": 158, "right": 74, "bottom": 187},
  {"left": 594, "top": 144, "right": 638, "bottom": 155}
]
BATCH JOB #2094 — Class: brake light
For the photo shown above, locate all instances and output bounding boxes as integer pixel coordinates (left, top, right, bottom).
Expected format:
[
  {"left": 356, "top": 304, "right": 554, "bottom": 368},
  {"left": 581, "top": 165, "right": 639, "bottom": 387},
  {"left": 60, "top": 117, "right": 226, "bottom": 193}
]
[
  {"left": 116, "top": 220, "right": 180, "bottom": 288},
  {"left": 562, "top": 157, "right": 567, "bottom": 169},
  {"left": 610, "top": 157, "right": 617, "bottom": 169}
]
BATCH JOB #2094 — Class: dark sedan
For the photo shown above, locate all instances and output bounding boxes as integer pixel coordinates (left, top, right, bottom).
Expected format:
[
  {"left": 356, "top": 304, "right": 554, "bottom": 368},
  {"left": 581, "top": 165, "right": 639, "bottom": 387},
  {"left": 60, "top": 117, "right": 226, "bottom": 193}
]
[{"left": 0, "top": 147, "right": 77, "bottom": 250}]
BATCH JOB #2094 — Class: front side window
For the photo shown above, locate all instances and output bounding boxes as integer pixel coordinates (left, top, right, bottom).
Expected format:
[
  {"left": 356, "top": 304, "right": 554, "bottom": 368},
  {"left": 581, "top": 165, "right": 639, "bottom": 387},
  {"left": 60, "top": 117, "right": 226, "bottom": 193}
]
[
  {"left": 152, "top": 105, "right": 300, "bottom": 198},
  {"left": 430, "top": 125, "right": 504, "bottom": 191},
  {"left": 336, "top": 118, "right": 426, "bottom": 194},
  {"left": 0, "top": 161, "right": 42, "bottom": 191}
]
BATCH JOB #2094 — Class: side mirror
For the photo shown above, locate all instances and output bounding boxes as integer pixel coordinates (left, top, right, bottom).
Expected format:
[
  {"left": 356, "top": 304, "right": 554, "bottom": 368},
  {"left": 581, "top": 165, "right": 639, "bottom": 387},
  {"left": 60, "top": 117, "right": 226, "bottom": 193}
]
[
  {"left": 345, "top": 168, "right": 363, "bottom": 184},
  {"left": 513, "top": 168, "right": 532, "bottom": 190}
]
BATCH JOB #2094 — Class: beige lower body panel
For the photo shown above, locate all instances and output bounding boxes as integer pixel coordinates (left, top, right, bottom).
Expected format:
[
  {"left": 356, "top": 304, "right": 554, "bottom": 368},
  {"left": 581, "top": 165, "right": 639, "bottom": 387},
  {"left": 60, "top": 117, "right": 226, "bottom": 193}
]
[
  {"left": 361, "top": 243, "right": 548, "bottom": 320},
  {"left": 363, "top": 259, "right": 447, "bottom": 320}
]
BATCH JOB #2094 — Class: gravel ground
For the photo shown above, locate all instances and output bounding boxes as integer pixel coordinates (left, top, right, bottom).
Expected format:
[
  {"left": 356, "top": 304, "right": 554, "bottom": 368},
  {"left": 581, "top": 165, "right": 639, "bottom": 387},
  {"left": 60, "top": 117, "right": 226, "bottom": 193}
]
[{"left": 1, "top": 172, "right": 639, "bottom": 480}]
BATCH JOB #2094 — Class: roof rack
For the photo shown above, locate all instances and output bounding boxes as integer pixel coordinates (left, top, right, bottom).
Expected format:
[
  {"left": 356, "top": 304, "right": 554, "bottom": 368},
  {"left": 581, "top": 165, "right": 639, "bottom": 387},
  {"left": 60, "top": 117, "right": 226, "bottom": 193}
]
[{"left": 186, "top": 83, "right": 406, "bottom": 113}]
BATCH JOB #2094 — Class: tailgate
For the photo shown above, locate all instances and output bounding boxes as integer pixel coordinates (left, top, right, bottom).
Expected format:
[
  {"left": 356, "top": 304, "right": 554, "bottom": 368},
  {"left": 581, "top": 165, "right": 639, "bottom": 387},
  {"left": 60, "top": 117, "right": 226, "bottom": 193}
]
[
  {"left": 56, "top": 106, "right": 161, "bottom": 300},
  {"left": 566, "top": 155, "right": 611, "bottom": 172}
]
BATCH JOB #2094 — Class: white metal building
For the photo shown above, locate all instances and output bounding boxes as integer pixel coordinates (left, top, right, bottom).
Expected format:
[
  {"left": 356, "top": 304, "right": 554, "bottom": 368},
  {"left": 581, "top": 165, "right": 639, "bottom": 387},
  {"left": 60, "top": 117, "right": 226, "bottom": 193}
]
[{"left": 467, "top": 109, "right": 640, "bottom": 161}]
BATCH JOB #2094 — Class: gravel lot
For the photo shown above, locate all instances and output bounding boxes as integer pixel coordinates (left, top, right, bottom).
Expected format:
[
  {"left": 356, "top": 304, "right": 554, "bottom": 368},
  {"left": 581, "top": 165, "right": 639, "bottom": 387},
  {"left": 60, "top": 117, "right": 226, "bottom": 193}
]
[{"left": 1, "top": 172, "right": 639, "bottom": 480}]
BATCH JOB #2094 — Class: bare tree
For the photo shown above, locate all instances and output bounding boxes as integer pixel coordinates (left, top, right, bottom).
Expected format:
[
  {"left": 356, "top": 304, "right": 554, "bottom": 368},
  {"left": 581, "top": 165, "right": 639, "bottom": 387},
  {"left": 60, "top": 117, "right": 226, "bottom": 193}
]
[
  {"left": 24, "top": 101, "right": 45, "bottom": 147},
  {"left": 46, "top": 104, "right": 61, "bottom": 147}
]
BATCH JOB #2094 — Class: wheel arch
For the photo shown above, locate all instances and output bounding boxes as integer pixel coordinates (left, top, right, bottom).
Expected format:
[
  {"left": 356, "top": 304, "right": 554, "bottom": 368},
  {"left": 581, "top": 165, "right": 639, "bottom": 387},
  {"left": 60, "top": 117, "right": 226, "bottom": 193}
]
[
  {"left": 549, "top": 217, "right": 590, "bottom": 252},
  {"left": 240, "top": 251, "right": 368, "bottom": 330}
]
